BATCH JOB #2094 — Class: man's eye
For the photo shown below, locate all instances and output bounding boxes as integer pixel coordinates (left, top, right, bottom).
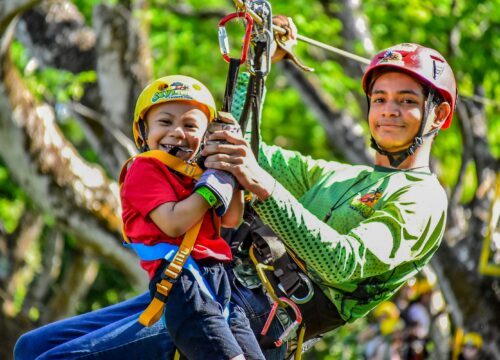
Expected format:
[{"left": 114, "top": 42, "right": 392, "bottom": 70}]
[{"left": 372, "top": 97, "right": 384, "bottom": 103}]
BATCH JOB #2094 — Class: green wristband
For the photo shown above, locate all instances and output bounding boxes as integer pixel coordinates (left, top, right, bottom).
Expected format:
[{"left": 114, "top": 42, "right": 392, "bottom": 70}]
[{"left": 195, "top": 186, "right": 218, "bottom": 207}]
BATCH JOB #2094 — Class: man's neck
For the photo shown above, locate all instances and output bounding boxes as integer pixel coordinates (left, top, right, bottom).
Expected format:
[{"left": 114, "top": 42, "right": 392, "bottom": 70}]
[{"left": 374, "top": 141, "right": 432, "bottom": 170}]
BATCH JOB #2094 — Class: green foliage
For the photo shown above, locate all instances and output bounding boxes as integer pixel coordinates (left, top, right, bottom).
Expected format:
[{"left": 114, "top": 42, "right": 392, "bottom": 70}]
[
  {"left": 303, "top": 320, "right": 367, "bottom": 359},
  {"left": 0, "top": 159, "right": 26, "bottom": 233},
  {"left": 79, "top": 261, "right": 137, "bottom": 313}
]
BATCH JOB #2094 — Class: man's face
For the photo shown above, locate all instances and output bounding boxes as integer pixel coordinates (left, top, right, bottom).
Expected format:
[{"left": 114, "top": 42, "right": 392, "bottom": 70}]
[
  {"left": 144, "top": 101, "right": 208, "bottom": 161},
  {"left": 368, "top": 72, "right": 426, "bottom": 153}
]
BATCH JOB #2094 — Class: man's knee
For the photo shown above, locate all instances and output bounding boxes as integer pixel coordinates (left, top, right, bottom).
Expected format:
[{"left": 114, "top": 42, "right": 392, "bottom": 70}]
[{"left": 14, "top": 330, "right": 38, "bottom": 360}]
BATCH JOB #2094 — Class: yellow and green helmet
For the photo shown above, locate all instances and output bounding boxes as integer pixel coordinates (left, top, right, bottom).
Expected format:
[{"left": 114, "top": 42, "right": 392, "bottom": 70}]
[{"left": 132, "top": 75, "right": 217, "bottom": 148}]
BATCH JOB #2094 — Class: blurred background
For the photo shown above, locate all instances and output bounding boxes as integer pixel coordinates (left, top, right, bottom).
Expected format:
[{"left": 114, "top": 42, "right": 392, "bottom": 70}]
[{"left": 0, "top": 0, "right": 498, "bottom": 359}]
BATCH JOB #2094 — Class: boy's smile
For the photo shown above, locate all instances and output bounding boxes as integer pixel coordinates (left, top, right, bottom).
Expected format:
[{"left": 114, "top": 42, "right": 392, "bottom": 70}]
[{"left": 144, "top": 101, "right": 209, "bottom": 161}]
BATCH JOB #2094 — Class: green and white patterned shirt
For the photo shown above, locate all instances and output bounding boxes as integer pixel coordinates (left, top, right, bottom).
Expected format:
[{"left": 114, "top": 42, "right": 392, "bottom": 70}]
[{"left": 251, "top": 144, "right": 447, "bottom": 322}]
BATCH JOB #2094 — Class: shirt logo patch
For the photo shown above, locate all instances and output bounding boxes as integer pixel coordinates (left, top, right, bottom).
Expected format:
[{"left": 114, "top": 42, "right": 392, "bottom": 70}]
[{"left": 350, "top": 188, "right": 384, "bottom": 218}]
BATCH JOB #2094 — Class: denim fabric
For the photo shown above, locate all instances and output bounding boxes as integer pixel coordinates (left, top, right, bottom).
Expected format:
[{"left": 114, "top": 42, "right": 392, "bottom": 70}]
[
  {"left": 162, "top": 262, "right": 264, "bottom": 360},
  {"left": 227, "top": 267, "right": 287, "bottom": 360},
  {"left": 14, "top": 292, "right": 173, "bottom": 360},
  {"left": 14, "top": 270, "right": 285, "bottom": 360}
]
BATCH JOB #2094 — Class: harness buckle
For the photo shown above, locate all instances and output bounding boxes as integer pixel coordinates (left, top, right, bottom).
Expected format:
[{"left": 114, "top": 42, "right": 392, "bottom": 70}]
[{"left": 278, "top": 272, "right": 314, "bottom": 304}]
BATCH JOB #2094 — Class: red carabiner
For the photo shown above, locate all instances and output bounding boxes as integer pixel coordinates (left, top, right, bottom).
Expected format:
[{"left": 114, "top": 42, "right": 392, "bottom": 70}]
[
  {"left": 260, "top": 297, "right": 303, "bottom": 348},
  {"left": 218, "top": 12, "right": 253, "bottom": 64}
]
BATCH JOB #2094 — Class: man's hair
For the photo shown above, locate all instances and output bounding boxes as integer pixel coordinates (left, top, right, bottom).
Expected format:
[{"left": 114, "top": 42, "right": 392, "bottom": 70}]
[{"left": 368, "top": 67, "right": 446, "bottom": 108}]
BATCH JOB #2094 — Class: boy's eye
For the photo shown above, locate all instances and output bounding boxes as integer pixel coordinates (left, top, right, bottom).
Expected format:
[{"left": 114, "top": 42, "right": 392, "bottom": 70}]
[{"left": 159, "top": 119, "right": 172, "bottom": 125}]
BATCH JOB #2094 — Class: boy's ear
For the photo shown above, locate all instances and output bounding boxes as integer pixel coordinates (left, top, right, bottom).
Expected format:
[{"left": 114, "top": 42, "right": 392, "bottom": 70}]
[
  {"left": 432, "top": 102, "right": 451, "bottom": 128},
  {"left": 137, "top": 119, "right": 149, "bottom": 146}
]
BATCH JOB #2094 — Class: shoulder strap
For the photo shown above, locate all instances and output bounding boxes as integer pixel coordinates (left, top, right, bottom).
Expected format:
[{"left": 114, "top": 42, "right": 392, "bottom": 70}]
[{"left": 119, "top": 150, "right": 203, "bottom": 186}]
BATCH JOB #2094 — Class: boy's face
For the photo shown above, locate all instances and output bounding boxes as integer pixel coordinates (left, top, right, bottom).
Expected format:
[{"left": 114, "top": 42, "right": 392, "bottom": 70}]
[
  {"left": 144, "top": 101, "right": 209, "bottom": 161},
  {"left": 368, "top": 71, "right": 426, "bottom": 153}
]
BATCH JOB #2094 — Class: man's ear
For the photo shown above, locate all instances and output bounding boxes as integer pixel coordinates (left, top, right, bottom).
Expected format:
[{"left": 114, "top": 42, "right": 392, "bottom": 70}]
[{"left": 432, "top": 102, "right": 451, "bottom": 129}]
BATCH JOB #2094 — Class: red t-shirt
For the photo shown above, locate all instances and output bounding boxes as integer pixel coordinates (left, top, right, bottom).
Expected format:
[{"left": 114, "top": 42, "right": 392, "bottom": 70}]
[{"left": 120, "top": 156, "right": 232, "bottom": 279}]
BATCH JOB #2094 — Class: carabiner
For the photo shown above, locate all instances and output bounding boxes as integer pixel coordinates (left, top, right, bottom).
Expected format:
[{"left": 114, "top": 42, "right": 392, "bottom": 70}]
[
  {"left": 218, "top": 12, "right": 253, "bottom": 64},
  {"left": 277, "top": 272, "right": 315, "bottom": 304},
  {"left": 260, "top": 297, "right": 303, "bottom": 347},
  {"left": 248, "top": 29, "right": 272, "bottom": 76}
]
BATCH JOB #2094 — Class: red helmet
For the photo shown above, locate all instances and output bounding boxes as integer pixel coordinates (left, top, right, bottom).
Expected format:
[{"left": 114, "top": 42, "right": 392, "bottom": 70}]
[{"left": 362, "top": 43, "right": 457, "bottom": 129}]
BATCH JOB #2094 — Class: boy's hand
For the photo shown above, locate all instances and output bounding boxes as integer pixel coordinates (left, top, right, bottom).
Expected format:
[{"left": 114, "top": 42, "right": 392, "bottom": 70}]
[
  {"left": 195, "top": 169, "right": 236, "bottom": 216},
  {"left": 207, "top": 111, "right": 241, "bottom": 137}
]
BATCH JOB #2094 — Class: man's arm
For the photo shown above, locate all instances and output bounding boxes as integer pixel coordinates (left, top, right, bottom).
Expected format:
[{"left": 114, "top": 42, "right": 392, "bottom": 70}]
[{"left": 252, "top": 176, "right": 447, "bottom": 285}]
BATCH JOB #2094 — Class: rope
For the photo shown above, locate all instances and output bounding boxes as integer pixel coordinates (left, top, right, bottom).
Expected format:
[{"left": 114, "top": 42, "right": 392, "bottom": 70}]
[
  {"left": 232, "top": 0, "right": 500, "bottom": 109},
  {"left": 233, "top": 0, "right": 368, "bottom": 64}
]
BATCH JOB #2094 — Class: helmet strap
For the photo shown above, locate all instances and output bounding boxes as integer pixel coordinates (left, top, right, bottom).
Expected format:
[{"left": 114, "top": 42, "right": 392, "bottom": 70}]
[
  {"left": 138, "top": 119, "right": 150, "bottom": 153},
  {"left": 370, "top": 89, "right": 438, "bottom": 168}
]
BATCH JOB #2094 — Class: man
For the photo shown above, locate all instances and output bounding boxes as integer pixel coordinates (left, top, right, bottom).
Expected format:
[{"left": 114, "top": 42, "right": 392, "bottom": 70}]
[{"left": 203, "top": 42, "right": 456, "bottom": 355}]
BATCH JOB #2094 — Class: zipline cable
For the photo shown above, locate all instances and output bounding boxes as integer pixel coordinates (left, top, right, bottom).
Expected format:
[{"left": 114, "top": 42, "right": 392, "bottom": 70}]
[
  {"left": 233, "top": 0, "right": 368, "bottom": 65},
  {"left": 233, "top": 0, "right": 500, "bottom": 109}
]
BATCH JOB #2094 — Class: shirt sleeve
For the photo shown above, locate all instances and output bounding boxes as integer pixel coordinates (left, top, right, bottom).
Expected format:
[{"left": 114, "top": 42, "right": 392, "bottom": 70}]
[
  {"left": 252, "top": 176, "right": 447, "bottom": 287},
  {"left": 258, "top": 142, "right": 352, "bottom": 201},
  {"left": 121, "top": 157, "right": 178, "bottom": 217}
]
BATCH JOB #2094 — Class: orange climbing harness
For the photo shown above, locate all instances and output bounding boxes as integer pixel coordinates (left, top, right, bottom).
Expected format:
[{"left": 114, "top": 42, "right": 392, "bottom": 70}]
[{"left": 118, "top": 150, "right": 217, "bottom": 327}]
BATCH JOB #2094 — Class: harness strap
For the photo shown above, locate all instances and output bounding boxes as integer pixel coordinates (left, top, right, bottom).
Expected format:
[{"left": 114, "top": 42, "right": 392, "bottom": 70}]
[
  {"left": 139, "top": 218, "right": 203, "bottom": 327},
  {"left": 246, "top": 215, "right": 346, "bottom": 341},
  {"left": 126, "top": 238, "right": 230, "bottom": 326},
  {"left": 238, "top": 42, "right": 266, "bottom": 157}
]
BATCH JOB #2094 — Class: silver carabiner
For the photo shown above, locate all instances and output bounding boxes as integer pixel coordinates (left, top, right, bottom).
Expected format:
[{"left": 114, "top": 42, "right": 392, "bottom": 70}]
[
  {"left": 248, "top": 0, "right": 273, "bottom": 75},
  {"left": 278, "top": 272, "right": 315, "bottom": 304}
]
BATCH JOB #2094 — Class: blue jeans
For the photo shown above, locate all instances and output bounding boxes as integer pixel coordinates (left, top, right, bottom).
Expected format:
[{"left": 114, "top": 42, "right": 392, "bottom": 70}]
[
  {"left": 14, "top": 268, "right": 286, "bottom": 360},
  {"left": 162, "top": 262, "right": 264, "bottom": 359}
]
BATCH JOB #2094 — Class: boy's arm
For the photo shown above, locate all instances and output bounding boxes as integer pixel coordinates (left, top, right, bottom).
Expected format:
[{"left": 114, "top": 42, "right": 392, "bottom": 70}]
[
  {"left": 149, "top": 193, "right": 211, "bottom": 238},
  {"left": 221, "top": 188, "right": 244, "bottom": 228}
]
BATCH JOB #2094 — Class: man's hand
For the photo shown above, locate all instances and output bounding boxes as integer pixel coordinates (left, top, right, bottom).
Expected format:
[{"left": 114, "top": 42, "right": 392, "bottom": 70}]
[
  {"left": 271, "top": 15, "right": 298, "bottom": 63},
  {"left": 202, "top": 117, "right": 276, "bottom": 202},
  {"left": 271, "top": 15, "right": 313, "bottom": 71},
  {"left": 206, "top": 111, "right": 241, "bottom": 137}
]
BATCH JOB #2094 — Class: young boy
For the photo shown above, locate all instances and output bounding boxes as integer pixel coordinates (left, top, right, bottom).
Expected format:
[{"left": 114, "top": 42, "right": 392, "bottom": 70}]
[{"left": 120, "top": 75, "right": 264, "bottom": 360}]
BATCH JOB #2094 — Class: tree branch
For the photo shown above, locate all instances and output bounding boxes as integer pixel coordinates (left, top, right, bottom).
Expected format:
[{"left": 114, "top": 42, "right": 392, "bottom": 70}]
[
  {"left": 280, "top": 60, "right": 372, "bottom": 164},
  {"left": 0, "top": 23, "right": 146, "bottom": 289}
]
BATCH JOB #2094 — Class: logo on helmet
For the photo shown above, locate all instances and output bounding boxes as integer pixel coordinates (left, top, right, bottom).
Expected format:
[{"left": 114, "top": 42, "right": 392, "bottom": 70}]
[
  {"left": 379, "top": 50, "right": 404, "bottom": 66},
  {"left": 432, "top": 60, "right": 445, "bottom": 80},
  {"left": 151, "top": 81, "right": 193, "bottom": 103}
]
